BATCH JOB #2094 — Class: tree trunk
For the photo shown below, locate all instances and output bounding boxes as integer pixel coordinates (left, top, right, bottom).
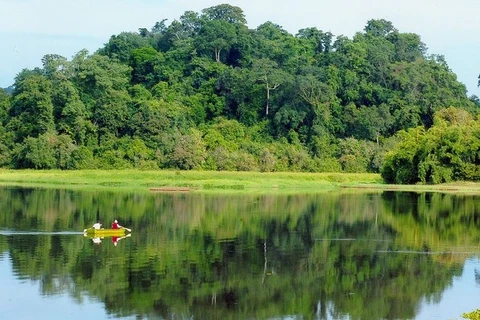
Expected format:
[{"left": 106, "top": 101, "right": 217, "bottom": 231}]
[{"left": 266, "top": 86, "right": 270, "bottom": 115}]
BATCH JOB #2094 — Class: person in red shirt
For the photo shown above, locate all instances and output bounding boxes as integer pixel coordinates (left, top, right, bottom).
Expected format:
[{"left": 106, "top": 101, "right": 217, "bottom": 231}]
[
  {"left": 111, "top": 220, "right": 121, "bottom": 246},
  {"left": 110, "top": 219, "right": 131, "bottom": 247},
  {"left": 112, "top": 219, "right": 120, "bottom": 229}
]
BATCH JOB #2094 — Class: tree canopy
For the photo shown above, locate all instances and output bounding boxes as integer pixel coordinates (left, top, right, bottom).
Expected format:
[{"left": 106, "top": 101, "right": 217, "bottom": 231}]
[{"left": 0, "top": 5, "right": 478, "bottom": 183}]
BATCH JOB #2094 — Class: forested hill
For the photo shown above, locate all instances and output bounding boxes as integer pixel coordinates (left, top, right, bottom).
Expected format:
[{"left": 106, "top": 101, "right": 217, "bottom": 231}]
[{"left": 0, "top": 4, "right": 478, "bottom": 183}]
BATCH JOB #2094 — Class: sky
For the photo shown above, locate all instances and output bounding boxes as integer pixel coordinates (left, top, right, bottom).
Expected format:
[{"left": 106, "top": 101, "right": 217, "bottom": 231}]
[{"left": 1, "top": 0, "right": 480, "bottom": 97}]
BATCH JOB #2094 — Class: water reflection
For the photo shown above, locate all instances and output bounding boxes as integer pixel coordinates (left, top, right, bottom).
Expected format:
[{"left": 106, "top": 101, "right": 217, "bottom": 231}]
[{"left": 0, "top": 187, "right": 479, "bottom": 319}]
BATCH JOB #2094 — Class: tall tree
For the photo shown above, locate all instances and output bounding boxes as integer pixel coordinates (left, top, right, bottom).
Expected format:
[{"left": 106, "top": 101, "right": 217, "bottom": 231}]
[
  {"left": 40, "top": 54, "right": 91, "bottom": 144},
  {"left": 9, "top": 70, "right": 55, "bottom": 141},
  {"left": 194, "top": 4, "right": 247, "bottom": 63},
  {"left": 364, "top": 19, "right": 397, "bottom": 38},
  {"left": 98, "top": 32, "right": 149, "bottom": 63},
  {"left": 388, "top": 32, "right": 426, "bottom": 62},
  {"left": 71, "top": 51, "right": 132, "bottom": 142},
  {"left": 253, "top": 22, "right": 302, "bottom": 69},
  {"left": 252, "top": 59, "right": 289, "bottom": 115},
  {"left": 195, "top": 19, "right": 237, "bottom": 63},
  {"left": 201, "top": 4, "right": 247, "bottom": 25},
  {"left": 297, "top": 72, "right": 337, "bottom": 134},
  {"left": 297, "top": 27, "right": 333, "bottom": 54}
]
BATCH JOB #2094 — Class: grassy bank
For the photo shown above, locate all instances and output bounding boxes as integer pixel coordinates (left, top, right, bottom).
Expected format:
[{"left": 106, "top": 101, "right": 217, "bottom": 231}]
[
  {"left": 0, "top": 169, "right": 479, "bottom": 194},
  {"left": 0, "top": 169, "right": 380, "bottom": 193}
]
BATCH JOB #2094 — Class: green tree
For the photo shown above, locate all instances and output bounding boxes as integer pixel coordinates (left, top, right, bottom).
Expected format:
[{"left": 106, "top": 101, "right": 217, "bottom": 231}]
[
  {"left": 98, "top": 32, "right": 149, "bottom": 63},
  {"left": 194, "top": 4, "right": 247, "bottom": 64},
  {"left": 296, "top": 27, "right": 333, "bottom": 54},
  {"left": 9, "top": 70, "right": 55, "bottom": 141},
  {"left": 388, "top": 32, "right": 426, "bottom": 62},
  {"left": 346, "top": 104, "right": 393, "bottom": 142},
  {"left": 68, "top": 145, "right": 95, "bottom": 169},
  {"left": 71, "top": 51, "right": 132, "bottom": 142},
  {"left": 201, "top": 4, "right": 247, "bottom": 25},
  {"left": 364, "top": 19, "right": 397, "bottom": 37},
  {"left": 216, "top": 67, "right": 265, "bottom": 125},
  {"left": 252, "top": 58, "right": 290, "bottom": 115},
  {"left": 382, "top": 108, "right": 480, "bottom": 184},
  {"left": 338, "top": 137, "right": 375, "bottom": 172},
  {"left": 254, "top": 22, "right": 302, "bottom": 69},
  {"left": 0, "top": 88, "right": 9, "bottom": 123},
  {"left": 129, "top": 47, "right": 165, "bottom": 87},
  {"left": 297, "top": 72, "right": 338, "bottom": 134},
  {"left": 40, "top": 54, "right": 91, "bottom": 145},
  {"left": 381, "top": 127, "right": 425, "bottom": 184},
  {"left": 168, "top": 128, "right": 206, "bottom": 169},
  {"left": 196, "top": 19, "right": 237, "bottom": 63},
  {"left": 13, "top": 133, "right": 76, "bottom": 169}
]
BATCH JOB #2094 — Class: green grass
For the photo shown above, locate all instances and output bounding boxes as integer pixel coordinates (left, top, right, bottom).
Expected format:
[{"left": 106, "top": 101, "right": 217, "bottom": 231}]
[
  {"left": 0, "top": 169, "right": 478, "bottom": 194},
  {"left": 0, "top": 169, "right": 381, "bottom": 193}
]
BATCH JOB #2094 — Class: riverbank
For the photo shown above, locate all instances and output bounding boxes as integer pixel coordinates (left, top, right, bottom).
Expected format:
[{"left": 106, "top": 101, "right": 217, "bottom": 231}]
[{"left": 0, "top": 169, "right": 479, "bottom": 194}]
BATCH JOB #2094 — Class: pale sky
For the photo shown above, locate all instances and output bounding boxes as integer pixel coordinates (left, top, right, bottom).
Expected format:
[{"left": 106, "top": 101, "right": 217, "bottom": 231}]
[{"left": 1, "top": 0, "right": 479, "bottom": 97}]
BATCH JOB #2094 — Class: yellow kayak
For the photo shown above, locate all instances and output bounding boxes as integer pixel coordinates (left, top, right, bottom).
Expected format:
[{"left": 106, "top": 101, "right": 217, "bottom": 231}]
[{"left": 84, "top": 228, "right": 129, "bottom": 237}]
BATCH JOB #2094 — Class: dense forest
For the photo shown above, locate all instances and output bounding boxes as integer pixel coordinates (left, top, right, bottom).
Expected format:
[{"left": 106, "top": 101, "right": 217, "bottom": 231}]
[{"left": 0, "top": 4, "right": 478, "bottom": 183}]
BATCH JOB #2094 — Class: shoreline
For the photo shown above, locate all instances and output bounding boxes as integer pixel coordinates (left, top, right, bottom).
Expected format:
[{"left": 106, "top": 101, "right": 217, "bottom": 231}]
[{"left": 0, "top": 169, "right": 479, "bottom": 194}]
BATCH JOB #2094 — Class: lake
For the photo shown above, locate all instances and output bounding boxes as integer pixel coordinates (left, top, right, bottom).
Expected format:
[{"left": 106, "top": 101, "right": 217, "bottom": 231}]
[{"left": 0, "top": 186, "right": 479, "bottom": 319}]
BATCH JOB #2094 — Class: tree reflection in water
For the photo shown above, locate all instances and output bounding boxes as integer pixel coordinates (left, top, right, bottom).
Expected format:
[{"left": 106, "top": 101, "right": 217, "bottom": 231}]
[{"left": 0, "top": 187, "right": 479, "bottom": 319}]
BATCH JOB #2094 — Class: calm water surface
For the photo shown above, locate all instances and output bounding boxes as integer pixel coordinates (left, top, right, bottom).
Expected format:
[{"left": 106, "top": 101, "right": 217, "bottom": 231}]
[{"left": 0, "top": 186, "right": 479, "bottom": 319}]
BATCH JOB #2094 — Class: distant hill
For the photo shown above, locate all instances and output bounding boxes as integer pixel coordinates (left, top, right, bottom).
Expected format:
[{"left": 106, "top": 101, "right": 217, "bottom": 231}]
[{"left": 0, "top": 4, "right": 478, "bottom": 178}]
